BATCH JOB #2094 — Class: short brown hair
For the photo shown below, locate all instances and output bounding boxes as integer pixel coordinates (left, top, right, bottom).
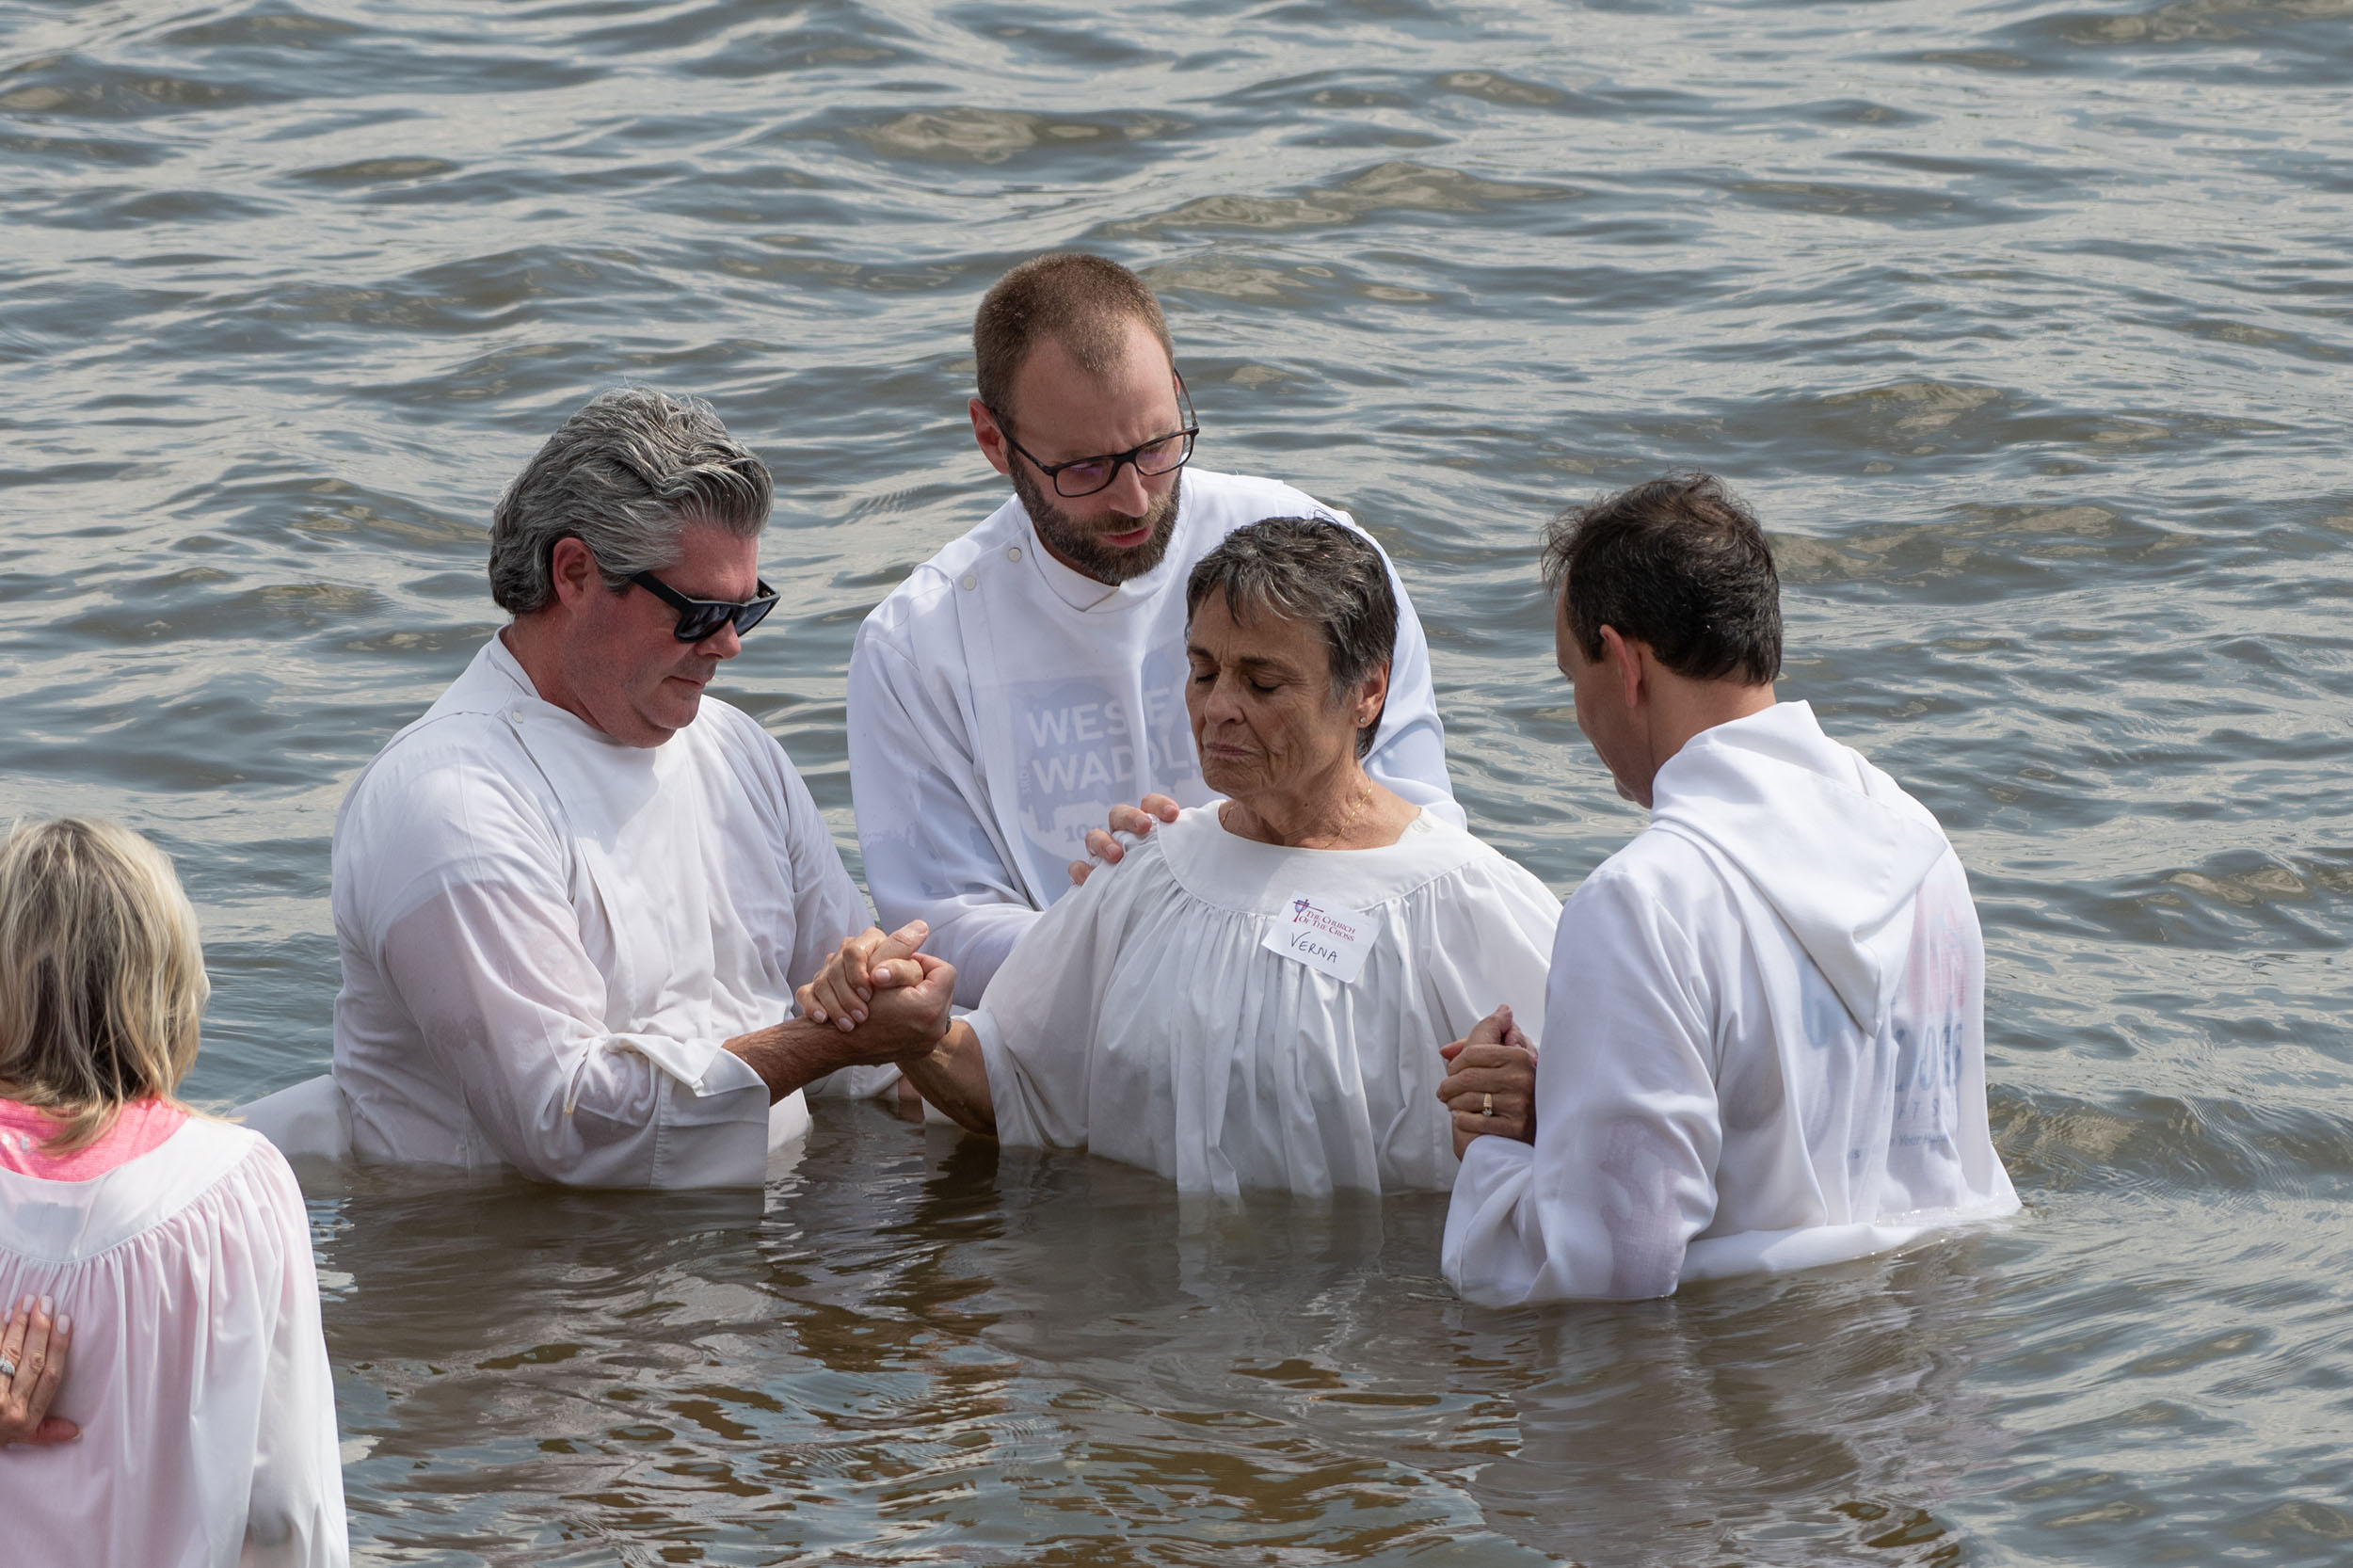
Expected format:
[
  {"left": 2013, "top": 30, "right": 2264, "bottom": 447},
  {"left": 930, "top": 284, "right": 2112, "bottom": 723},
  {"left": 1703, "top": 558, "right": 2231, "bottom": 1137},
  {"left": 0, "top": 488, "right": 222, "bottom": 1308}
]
[
  {"left": 0, "top": 818, "right": 209, "bottom": 1151},
  {"left": 973, "top": 253, "right": 1175, "bottom": 423},
  {"left": 1542, "top": 472, "right": 1781, "bottom": 685}
]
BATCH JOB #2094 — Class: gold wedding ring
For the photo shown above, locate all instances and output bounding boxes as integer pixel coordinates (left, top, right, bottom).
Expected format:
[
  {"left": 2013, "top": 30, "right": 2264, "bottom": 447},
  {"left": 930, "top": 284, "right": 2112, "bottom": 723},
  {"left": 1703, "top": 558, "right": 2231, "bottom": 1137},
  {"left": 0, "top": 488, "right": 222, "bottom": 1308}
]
[{"left": 1481, "top": 1092, "right": 1495, "bottom": 1117}]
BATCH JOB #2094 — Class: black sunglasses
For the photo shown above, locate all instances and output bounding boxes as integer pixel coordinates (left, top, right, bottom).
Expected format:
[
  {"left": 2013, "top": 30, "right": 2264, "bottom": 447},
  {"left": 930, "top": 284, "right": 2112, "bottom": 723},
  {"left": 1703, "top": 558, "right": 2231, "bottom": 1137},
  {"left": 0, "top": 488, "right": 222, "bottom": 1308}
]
[{"left": 629, "top": 570, "right": 779, "bottom": 643}]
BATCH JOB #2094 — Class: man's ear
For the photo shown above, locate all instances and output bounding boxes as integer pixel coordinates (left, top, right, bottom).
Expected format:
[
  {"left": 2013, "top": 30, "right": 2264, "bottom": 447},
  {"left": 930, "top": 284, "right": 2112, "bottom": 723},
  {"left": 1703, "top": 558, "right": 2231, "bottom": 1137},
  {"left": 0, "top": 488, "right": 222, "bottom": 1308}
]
[
  {"left": 969, "top": 397, "right": 1014, "bottom": 478},
  {"left": 1597, "top": 624, "right": 1645, "bottom": 712},
  {"left": 547, "top": 536, "right": 600, "bottom": 609}
]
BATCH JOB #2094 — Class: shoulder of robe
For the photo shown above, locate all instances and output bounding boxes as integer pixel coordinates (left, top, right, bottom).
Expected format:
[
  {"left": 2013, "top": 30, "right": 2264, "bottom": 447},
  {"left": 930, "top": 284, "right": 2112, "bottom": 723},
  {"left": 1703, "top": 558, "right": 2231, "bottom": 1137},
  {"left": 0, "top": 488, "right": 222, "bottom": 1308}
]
[
  {"left": 339, "top": 712, "right": 554, "bottom": 853},
  {"left": 1070, "top": 817, "right": 1185, "bottom": 916},
  {"left": 1187, "top": 469, "right": 1338, "bottom": 530},
  {"left": 1444, "top": 829, "right": 1563, "bottom": 907},
  {"left": 1569, "top": 827, "right": 1740, "bottom": 934},
  {"left": 857, "top": 498, "right": 1025, "bottom": 639}
]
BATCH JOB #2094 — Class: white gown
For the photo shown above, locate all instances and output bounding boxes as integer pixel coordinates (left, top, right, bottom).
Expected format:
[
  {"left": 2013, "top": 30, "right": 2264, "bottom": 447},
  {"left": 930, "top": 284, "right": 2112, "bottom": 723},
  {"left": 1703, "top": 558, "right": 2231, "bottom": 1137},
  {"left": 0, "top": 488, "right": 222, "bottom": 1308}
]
[
  {"left": 247, "top": 633, "right": 872, "bottom": 1190},
  {"left": 0, "top": 1118, "right": 345, "bottom": 1566},
  {"left": 968, "top": 806, "right": 1561, "bottom": 1196},
  {"left": 848, "top": 468, "right": 1464, "bottom": 1005},
  {"left": 1444, "top": 701, "right": 2020, "bottom": 1303}
]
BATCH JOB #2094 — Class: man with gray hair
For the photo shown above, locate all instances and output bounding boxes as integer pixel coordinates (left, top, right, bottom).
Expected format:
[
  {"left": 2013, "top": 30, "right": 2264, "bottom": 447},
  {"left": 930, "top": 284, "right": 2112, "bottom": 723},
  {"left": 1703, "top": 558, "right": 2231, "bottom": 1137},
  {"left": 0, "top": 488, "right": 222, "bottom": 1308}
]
[{"left": 245, "top": 389, "right": 952, "bottom": 1189}]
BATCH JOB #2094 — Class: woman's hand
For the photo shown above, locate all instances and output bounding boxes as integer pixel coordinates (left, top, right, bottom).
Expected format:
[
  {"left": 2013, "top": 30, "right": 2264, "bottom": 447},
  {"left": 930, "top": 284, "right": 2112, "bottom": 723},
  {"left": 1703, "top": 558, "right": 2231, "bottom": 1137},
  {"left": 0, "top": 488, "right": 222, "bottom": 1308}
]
[
  {"left": 1437, "top": 1004, "right": 1538, "bottom": 1159},
  {"left": 0, "top": 1294, "right": 74, "bottom": 1447},
  {"left": 797, "top": 920, "right": 929, "bottom": 1032}
]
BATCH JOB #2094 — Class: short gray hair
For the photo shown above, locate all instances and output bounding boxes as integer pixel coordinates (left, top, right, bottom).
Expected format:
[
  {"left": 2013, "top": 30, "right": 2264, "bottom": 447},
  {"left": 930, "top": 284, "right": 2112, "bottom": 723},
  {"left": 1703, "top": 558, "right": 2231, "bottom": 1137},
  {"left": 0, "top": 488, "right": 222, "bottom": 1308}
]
[
  {"left": 488, "top": 388, "right": 774, "bottom": 615},
  {"left": 1184, "top": 516, "right": 1398, "bottom": 759}
]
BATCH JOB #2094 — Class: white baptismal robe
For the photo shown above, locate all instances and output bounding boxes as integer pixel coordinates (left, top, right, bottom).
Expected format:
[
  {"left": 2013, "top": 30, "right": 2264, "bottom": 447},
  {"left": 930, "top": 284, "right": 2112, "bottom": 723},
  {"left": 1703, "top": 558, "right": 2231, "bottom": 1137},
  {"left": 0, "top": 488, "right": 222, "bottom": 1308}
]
[
  {"left": 968, "top": 806, "right": 1561, "bottom": 1196},
  {"left": 312, "top": 634, "right": 869, "bottom": 1190},
  {"left": 0, "top": 1119, "right": 345, "bottom": 1567},
  {"left": 1445, "top": 701, "right": 2020, "bottom": 1304},
  {"left": 849, "top": 469, "right": 1463, "bottom": 1005}
]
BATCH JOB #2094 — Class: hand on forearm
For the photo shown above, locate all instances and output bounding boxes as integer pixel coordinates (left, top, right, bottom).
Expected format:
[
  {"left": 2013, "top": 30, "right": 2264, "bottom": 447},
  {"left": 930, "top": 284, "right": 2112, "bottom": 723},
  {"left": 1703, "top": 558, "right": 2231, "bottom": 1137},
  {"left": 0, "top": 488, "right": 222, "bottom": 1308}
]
[{"left": 900, "top": 1022, "right": 996, "bottom": 1137}]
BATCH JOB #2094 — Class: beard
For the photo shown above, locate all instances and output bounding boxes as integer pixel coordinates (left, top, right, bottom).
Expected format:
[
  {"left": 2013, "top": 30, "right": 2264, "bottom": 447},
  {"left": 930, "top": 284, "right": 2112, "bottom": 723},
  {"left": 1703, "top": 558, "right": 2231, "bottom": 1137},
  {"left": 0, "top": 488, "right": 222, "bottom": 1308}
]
[{"left": 1010, "top": 462, "right": 1182, "bottom": 585}]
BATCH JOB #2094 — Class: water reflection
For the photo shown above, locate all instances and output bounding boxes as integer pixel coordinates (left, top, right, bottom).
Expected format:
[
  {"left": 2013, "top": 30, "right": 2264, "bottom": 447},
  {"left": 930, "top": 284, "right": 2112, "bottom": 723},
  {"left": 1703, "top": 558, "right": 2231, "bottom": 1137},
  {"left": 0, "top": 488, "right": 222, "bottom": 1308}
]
[{"left": 1465, "top": 1248, "right": 2011, "bottom": 1565}]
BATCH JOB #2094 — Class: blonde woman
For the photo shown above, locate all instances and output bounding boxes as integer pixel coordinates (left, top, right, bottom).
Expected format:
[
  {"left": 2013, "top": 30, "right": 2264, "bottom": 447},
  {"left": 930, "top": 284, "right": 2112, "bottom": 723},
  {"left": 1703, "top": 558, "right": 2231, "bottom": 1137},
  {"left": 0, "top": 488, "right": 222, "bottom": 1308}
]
[{"left": 0, "top": 818, "right": 346, "bottom": 1565}]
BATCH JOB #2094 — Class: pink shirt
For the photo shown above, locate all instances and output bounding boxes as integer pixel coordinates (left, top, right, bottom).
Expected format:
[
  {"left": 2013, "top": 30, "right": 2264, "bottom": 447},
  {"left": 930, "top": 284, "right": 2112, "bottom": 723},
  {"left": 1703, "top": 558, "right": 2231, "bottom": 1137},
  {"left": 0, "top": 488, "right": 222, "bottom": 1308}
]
[{"left": 0, "top": 1097, "right": 187, "bottom": 1181}]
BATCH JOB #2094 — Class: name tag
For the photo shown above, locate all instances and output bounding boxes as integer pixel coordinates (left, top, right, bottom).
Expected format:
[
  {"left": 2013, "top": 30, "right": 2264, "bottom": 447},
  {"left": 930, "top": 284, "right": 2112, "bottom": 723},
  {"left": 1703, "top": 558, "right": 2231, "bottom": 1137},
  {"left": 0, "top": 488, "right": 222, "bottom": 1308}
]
[{"left": 1261, "top": 893, "right": 1376, "bottom": 984}]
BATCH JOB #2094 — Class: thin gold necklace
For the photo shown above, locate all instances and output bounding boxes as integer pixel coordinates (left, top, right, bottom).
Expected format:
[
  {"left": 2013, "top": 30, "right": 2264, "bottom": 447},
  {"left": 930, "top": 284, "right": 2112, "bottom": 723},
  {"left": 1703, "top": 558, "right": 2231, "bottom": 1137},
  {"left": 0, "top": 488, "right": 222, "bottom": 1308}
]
[{"left": 1298, "top": 777, "right": 1375, "bottom": 849}]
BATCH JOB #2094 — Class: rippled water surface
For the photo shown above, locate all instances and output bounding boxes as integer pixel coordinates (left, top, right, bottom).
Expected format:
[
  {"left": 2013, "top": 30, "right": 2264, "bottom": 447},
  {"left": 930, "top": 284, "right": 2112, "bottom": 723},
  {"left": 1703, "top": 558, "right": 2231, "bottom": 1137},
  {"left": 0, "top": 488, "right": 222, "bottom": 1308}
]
[{"left": 8, "top": 0, "right": 2353, "bottom": 1560}]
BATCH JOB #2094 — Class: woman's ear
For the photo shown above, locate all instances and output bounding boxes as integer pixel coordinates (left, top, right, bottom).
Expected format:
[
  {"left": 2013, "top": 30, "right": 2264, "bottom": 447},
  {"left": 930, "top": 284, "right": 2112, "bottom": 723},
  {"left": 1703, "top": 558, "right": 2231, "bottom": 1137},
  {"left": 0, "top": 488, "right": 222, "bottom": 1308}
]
[{"left": 1353, "top": 660, "right": 1392, "bottom": 729}]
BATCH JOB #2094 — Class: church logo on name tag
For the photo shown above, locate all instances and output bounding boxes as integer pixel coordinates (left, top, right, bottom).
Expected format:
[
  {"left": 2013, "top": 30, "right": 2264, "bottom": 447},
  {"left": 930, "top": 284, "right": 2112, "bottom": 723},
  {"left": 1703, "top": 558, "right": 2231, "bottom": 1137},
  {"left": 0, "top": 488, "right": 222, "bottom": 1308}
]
[{"left": 1262, "top": 893, "right": 1375, "bottom": 983}]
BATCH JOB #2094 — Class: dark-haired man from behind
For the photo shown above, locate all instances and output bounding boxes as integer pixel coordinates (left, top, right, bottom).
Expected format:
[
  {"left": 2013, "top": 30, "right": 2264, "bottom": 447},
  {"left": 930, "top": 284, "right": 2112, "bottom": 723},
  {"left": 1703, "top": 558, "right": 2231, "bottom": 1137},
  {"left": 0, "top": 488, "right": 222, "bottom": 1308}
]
[
  {"left": 1439, "top": 474, "right": 2017, "bottom": 1304},
  {"left": 848, "top": 253, "right": 1461, "bottom": 1007}
]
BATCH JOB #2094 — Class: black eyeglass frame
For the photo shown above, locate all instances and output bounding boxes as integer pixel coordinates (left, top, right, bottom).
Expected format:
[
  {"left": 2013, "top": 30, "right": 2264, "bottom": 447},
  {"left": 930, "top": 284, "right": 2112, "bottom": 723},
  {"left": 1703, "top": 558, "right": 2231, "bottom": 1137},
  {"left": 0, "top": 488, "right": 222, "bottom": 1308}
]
[
  {"left": 628, "top": 569, "right": 780, "bottom": 644},
  {"left": 988, "top": 372, "right": 1200, "bottom": 500}
]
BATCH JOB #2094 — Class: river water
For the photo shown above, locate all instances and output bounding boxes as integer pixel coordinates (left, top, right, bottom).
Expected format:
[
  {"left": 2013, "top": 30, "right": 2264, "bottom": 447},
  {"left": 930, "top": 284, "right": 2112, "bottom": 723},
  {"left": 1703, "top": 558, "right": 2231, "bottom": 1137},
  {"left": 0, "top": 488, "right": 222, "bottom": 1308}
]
[{"left": 6, "top": 0, "right": 2352, "bottom": 1561}]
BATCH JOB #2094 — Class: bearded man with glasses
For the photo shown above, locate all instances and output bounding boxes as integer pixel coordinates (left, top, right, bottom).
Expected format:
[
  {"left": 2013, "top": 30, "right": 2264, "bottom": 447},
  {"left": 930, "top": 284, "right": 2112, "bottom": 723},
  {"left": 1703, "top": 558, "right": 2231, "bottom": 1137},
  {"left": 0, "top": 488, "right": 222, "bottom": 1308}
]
[
  {"left": 847, "top": 254, "right": 1464, "bottom": 1008},
  {"left": 240, "top": 389, "right": 954, "bottom": 1188}
]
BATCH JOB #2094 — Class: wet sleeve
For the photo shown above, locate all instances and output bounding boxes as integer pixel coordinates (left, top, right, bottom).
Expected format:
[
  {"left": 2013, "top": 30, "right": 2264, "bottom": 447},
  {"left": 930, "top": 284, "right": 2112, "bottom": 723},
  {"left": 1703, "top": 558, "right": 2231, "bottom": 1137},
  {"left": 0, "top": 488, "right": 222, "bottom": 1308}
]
[
  {"left": 240, "top": 1147, "right": 351, "bottom": 1568},
  {"left": 848, "top": 618, "right": 1041, "bottom": 1005},
  {"left": 1443, "top": 867, "right": 1722, "bottom": 1303},
  {"left": 364, "top": 763, "right": 769, "bottom": 1189},
  {"left": 770, "top": 751, "right": 907, "bottom": 1102},
  {"left": 775, "top": 747, "right": 874, "bottom": 989}
]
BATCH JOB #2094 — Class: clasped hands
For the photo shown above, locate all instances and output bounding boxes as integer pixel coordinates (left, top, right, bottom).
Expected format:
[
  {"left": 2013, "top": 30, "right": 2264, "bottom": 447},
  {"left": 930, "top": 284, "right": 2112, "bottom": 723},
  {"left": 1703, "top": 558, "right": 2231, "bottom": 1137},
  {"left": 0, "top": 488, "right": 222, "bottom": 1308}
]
[
  {"left": 796, "top": 920, "right": 954, "bottom": 1062},
  {"left": 1437, "top": 1005, "right": 1538, "bottom": 1159},
  {"left": 794, "top": 792, "right": 1185, "bottom": 1064}
]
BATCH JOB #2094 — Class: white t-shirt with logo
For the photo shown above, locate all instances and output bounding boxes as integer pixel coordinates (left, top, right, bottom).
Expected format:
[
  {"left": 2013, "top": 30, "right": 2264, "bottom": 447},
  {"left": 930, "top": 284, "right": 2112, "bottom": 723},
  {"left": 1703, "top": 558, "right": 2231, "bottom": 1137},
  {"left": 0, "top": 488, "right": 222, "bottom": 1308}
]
[{"left": 847, "top": 469, "right": 1462, "bottom": 1004}]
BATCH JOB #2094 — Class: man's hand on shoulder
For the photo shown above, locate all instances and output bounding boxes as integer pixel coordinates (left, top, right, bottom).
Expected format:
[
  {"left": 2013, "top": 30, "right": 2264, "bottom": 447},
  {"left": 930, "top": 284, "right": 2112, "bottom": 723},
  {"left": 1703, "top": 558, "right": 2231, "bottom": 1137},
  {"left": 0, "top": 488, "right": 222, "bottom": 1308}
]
[
  {"left": 1437, "top": 1004, "right": 1538, "bottom": 1160},
  {"left": 1069, "top": 793, "right": 1181, "bottom": 888}
]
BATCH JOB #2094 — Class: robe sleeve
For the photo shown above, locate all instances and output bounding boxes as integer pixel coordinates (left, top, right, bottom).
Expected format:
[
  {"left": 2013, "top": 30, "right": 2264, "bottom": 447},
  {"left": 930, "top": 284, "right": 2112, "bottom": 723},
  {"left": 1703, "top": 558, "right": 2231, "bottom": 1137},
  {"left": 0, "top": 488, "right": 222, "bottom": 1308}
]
[
  {"left": 240, "top": 1144, "right": 350, "bottom": 1567},
  {"left": 765, "top": 740, "right": 906, "bottom": 1102},
  {"left": 776, "top": 741, "right": 873, "bottom": 989},
  {"left": 1343, "top": 510, "right": 1463, "bottom": 829},
  {"left": 849, "top": 615, "right": 1040, "bottom": 1007},
  {"left": 360, "top": 756, "right": 771, "bottom": 1189},
  {"left": 961, "top": 856, "right": 1132, "bottom": 1150},
  {"left": 1443, "top": 863, "right": 1724, "bottom": 1304}
]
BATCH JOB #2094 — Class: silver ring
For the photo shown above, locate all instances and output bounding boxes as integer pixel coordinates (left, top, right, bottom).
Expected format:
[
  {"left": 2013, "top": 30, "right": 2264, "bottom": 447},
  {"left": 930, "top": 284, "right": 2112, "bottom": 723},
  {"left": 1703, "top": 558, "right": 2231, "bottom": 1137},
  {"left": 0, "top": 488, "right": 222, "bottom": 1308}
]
[{"left": 0, "top": 1356, "right": 16, "bottom": 1379}]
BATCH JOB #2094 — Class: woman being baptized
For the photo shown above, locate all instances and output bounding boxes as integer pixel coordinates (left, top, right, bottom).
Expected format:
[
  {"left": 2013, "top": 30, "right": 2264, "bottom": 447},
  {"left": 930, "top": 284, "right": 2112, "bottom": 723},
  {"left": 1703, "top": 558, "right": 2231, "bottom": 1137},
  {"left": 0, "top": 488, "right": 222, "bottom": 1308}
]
[{"left": 809, "top": 517, "right": 1561, "bottom": 1196}]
